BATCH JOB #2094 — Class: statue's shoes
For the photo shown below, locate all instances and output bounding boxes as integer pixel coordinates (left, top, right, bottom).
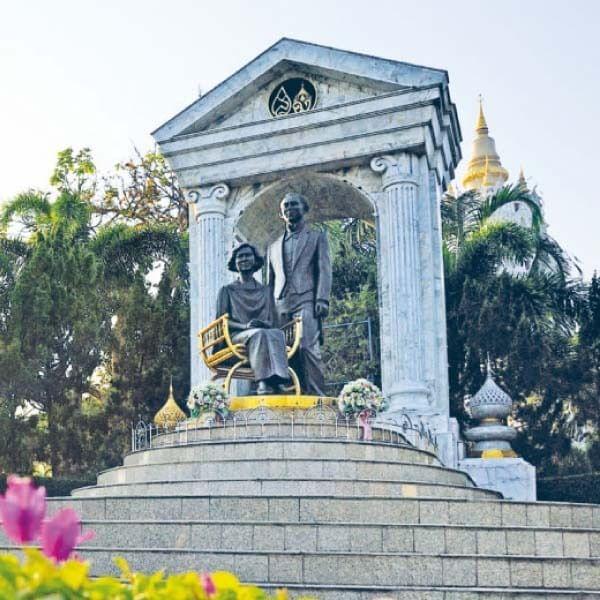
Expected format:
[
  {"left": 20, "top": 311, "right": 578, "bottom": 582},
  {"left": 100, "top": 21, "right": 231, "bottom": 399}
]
[{"left": 256, "top": 382, "right": 275, "bottom": 395}]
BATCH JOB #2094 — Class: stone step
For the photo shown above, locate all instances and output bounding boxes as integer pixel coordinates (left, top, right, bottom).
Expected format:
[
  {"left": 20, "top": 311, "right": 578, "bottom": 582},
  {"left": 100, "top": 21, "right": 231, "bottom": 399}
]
[
  {"left": 151, "top": 421, "right": 417, "bottom": 449},
  {"left": 71, "top": 477, "right": 499, "bottom": 500},
  {"left": 47, "top": 519, "right": 600, "bottom": 558},
  {"left": 124, "top": 439, "right": 440, "bottom": 468},
  {"left": 48, "top": 496, "right": 600, "bottom": 529},
  {"left": 243, "top": 583, "right": 600, "bottom": 599},
  {"left": 12, "top": 546, "right": 596, "bottom": 591},
  {"left": 96, "top": 457, "right": 474, "bottom": 487}
]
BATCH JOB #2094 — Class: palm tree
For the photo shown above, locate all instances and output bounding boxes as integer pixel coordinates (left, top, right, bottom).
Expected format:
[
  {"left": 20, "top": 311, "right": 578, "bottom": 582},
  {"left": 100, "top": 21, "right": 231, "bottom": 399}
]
[
  {"left": 0, "top": 190, "right": 183, "bottom": 475},
  {"left": 443, "top": 184, "right": 583, "bottom": 421}
]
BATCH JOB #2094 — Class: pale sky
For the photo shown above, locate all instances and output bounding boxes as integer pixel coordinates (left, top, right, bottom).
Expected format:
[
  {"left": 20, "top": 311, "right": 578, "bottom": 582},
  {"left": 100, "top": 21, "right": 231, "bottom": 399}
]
[{"left": 1, "top": 0, "right": 599, "bottom": 277}]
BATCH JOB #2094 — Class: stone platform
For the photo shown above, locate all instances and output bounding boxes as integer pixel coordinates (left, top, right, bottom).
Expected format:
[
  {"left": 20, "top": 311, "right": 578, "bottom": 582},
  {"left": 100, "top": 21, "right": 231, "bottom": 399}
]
[{"left": 3, "top": 420, "right": 599, "bottom": 598}]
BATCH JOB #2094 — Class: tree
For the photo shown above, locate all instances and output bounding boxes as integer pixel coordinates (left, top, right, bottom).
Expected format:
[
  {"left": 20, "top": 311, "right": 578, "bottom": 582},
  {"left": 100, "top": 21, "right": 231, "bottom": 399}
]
[
  {"left": 0, "top": 186, "right": 182, "bottom": 476},
  {"left": 572, "top": 273, "right": 600, "bottom": 466},
  {"left": 50, "top": 147, "right": 186, "bottom": 231},
  {"left": 321, "top": 220, "right": 380, "bottom": 392},
  {"left": 443, "top": 184, "right": 583, "bottom": 471},
  {"left": 103, "top": 150, "right": 186, "bottom": 230}
]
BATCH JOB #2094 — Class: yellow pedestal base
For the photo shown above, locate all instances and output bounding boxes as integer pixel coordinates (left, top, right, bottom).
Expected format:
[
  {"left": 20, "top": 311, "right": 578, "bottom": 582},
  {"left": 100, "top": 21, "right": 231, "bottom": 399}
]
[
  {"left": 480, "top": 449, "right": 519, "bottom": 459},
  {"left": 229, "top": 394, "right": 336, "bottom": 411}
]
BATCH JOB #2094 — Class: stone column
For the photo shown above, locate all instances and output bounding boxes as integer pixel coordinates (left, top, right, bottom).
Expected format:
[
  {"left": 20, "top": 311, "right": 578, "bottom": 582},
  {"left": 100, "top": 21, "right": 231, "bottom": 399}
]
[
  {"left": 188, "top": 183, "right": 230, "bottom": 386},
  {"left": 371, "top": 153, "right": 429, "bottom": 413}
]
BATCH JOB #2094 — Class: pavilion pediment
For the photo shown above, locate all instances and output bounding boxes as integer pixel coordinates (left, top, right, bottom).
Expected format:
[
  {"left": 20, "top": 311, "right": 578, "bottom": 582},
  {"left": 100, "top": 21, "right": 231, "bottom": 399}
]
[
  {"left": 181, "top": 63, "right": 404, "bottom": 135},
  {"left": 152, "top": 38, "right": 450, "bottom": 143}
]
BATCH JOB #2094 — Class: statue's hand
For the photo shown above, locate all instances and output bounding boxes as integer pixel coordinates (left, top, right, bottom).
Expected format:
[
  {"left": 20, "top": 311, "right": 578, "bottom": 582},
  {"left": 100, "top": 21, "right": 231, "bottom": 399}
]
[
  {"left": 248, "top": 319, "right": 268, "bottom": 329},
  {"left": 314, "top": 300, "right": 329, "bottom": 319}
]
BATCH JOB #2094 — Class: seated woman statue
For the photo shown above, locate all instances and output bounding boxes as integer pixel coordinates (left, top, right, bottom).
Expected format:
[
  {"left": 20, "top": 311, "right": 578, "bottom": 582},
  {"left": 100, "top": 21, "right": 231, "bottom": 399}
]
[{"left": 216, "top": 243, "right": 290, "bottom": 395}]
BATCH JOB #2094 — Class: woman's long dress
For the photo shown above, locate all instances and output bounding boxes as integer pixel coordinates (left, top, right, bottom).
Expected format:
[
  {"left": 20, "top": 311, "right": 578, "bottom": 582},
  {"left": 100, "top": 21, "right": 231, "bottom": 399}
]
[{"left": 216, "top": 280, "right": 289, "bottom": 384}]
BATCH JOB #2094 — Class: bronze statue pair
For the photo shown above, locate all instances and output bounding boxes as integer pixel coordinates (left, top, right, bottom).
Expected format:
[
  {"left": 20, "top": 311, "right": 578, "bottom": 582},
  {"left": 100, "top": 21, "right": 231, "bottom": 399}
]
[{"left": 216, "top": 193, "right": 332, "bottom": 396}]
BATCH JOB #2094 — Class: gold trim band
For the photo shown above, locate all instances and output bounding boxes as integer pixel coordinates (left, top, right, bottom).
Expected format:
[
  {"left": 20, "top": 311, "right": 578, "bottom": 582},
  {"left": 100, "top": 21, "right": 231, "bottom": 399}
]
[{"left": 230, "top": 394, "right": 336, "bottom": 411}]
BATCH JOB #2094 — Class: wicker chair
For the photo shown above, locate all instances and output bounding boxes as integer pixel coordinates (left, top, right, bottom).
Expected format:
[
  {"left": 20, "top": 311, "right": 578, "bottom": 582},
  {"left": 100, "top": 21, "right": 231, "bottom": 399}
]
[{"left": 199, "top": 314, "right": 303, "bottom": 395}]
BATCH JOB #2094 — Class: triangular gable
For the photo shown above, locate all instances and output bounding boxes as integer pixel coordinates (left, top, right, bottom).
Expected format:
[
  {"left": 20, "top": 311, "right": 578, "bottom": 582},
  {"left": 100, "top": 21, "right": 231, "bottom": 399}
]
[{"left": 152, "top": 38, "right": 449, "bottom": 143}]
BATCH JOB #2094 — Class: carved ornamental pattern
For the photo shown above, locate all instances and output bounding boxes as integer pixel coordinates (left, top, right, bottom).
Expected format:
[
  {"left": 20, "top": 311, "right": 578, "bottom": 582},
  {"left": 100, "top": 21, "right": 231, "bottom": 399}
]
[{"left": 269, "top": 78, "right": 316, "bottom": 117}]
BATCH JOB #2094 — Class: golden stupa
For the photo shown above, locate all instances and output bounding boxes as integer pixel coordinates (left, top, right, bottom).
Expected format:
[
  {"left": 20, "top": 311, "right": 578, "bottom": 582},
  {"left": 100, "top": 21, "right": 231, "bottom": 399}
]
[
  {"left": 461, "top": 99, "right": 509, "bottom": 191},
  {"left": 154, "top": 378, "right": 186, "bottom": 428}
]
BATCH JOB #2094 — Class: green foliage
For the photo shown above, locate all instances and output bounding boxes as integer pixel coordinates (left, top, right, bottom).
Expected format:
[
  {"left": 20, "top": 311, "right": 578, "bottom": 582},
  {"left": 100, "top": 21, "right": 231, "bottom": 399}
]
[
  {"left": 0, "top": 475, "right": 94, "bottom": 497},
  {"left": 443, "top": 185, "right": 584, "bottom": 472},
  {"left": 96, "top": 149, "right": 186, "bottom": 231},
  {"left": 573, "top": 273, "right": 600, "bottom": 426},
  {"left": 50, "top": 147, "right": 96, "bottom": 198},
  {"left": 321, "top": 220, "right": 380, "bottom": 392},
  {"left": 537, "top": 472, "right": 600, "bottom": 504},
  {"left": 0, "top": 148, "right": 187, "bottom": 477}
]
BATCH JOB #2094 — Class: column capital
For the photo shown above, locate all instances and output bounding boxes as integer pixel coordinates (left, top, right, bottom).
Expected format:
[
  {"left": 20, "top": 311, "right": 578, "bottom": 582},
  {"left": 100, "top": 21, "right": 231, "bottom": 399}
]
[
  {"left": 187, "top": 183, "right": 230, "bottom": 219},
  {"left": 370, "top": 153, "right": 419, "bottom": 189}
]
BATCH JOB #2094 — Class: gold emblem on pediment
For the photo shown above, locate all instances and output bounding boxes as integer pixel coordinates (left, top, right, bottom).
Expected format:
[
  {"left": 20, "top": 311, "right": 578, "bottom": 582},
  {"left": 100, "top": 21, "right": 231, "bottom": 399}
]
[{"left": 269, "top": 78, "right": 316, "bottom": 118}]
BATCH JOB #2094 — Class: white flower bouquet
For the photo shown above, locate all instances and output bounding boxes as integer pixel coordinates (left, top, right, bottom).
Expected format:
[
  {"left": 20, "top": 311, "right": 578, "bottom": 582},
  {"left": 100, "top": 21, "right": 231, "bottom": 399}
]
[
  {"left": 186, "top": 382, "right": 230, "bottom": 420},
  {"left": 337, "top": 378, "right": 388, "bottom": 418}
]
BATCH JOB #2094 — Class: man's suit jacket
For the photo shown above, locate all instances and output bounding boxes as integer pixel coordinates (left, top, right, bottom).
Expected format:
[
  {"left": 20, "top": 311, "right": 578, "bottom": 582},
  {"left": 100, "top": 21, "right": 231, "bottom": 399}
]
[{"left": 267, "top": 226, "right": 332, "bottom": 305}]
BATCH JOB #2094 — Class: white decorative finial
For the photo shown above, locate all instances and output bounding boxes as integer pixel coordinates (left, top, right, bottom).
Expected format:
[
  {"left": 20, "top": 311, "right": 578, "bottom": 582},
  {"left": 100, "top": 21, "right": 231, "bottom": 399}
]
[{"left": 486, "top": 354, "right": 493, "bottom": 378}]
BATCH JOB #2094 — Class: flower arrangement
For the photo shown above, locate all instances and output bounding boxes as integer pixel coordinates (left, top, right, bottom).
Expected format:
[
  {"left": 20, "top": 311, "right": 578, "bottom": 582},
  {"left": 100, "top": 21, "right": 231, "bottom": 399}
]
[
  {"left": 337, "top": 378, "right": 388, "bottom": 418},
  {"left": 187, "top": 382, "right": 230, "bottom": 419},
  {"left": 0, "top": 475, "right": 309, "bottom": 599}
]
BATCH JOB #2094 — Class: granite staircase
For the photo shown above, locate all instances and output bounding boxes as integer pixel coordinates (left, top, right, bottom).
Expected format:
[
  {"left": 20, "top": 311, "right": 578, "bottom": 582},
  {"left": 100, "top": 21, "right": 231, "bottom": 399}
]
[{"left": 7, "top": 422, "right": 600, "bottom": 598}]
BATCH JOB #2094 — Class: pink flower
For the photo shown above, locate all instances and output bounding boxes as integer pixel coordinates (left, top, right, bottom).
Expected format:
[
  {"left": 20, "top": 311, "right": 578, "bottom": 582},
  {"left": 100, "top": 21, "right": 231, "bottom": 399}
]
[
  {"left": 201, "top": 573, "right": 216, "bottom": 596},
  {"left": 0, "top": 475, "right": 46, "bottom": 543},
  {"left": 40, "top": 508, "right": 95, "bottom": 562}
]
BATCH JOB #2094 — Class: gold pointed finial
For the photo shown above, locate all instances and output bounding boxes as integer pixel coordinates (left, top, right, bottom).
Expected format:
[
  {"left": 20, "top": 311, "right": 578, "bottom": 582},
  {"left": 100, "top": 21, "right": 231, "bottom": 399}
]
[
  {"left": 154, "top": 376, "right": 186, "bottom": 428},
  {"left": 446, "top": 181, "right": 456, "bottom": 197},
  {"left": 476, "top": 95, "right": 488, "bottom": 133}
]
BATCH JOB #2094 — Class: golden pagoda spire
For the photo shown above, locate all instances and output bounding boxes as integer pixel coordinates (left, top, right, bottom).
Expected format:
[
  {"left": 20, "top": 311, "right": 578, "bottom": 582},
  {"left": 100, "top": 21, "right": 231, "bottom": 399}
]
[
  {"left": 461, "top": 97, "right": 509, "bottom": 192},
  {"left": 476, "top": 96, "right": 488, "bottom": 133},
  {"left": 154, "top": 376, "right": 186, "bottom": 428}
]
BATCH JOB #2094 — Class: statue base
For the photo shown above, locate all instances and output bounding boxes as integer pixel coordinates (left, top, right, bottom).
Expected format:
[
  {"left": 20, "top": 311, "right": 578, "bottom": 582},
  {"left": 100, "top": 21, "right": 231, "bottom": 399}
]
[
  {"left": 229, "top": 394, "right": 336, "bottom": 411},
  {"left": 459, "top": 456, "right": 537, "bottom": 501}
]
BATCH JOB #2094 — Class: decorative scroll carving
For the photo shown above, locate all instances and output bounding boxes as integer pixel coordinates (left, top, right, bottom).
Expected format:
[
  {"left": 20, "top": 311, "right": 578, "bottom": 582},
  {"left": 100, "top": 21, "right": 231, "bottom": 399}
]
[
  {"left": 370, "top": 154, "right": 418, "bottom": 190},
  {"left": 187, "top": 184, "right": 230, "bottom": 221}
]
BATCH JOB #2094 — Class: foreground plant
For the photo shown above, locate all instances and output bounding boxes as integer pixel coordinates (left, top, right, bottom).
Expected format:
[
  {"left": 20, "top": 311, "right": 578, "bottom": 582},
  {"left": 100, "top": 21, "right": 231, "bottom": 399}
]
[
  {"left": 0, "top": 549, "right": 292, "bottom": 599},
  {"left": 0, "top": 475, "right": 93, "bottom": 562},
  {"left": 0, "top": 476, "right": 309, "bottom": 598}
]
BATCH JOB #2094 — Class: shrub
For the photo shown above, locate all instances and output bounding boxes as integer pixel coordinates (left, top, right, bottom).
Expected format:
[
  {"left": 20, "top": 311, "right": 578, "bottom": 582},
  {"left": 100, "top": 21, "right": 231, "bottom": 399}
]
[
  {"left": 0, "top": 474, "right": 94, "bottom": 497},
  {"left": 537, "top": 472, "right": 600, "bottom": 504},
  {"left": 0, "top": 549, "right": 295, "bottom": 599}
]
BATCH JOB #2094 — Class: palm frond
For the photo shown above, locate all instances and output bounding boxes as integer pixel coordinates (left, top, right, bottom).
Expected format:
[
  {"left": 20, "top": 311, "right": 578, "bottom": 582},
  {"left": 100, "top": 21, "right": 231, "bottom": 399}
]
[
  {"left": 51, "top": 192, "right": 91, "bottom": 239},
  {"left": 91, "top": 223, "right": 183, "bottom": 281},
  {"left": 531, "top": 234, "right": 580, "bottom": 281},
  {"left": 441, "top": 189, "right": 481, "bottom": 252},
  {"left": 454, "top": 221, "right": 535, "bottom": 280},
  {"left": 1, "top": 192, "right": 52, "bottom": 231},
  {"left": 478, "top": 184, "right": 543, "bottom": 233}
]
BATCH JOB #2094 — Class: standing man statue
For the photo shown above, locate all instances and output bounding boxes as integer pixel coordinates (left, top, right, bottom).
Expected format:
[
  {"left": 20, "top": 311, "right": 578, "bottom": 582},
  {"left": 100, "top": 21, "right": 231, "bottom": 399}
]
[{"left": 268, "top": 192, "right": 332, "bottom": 396}]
